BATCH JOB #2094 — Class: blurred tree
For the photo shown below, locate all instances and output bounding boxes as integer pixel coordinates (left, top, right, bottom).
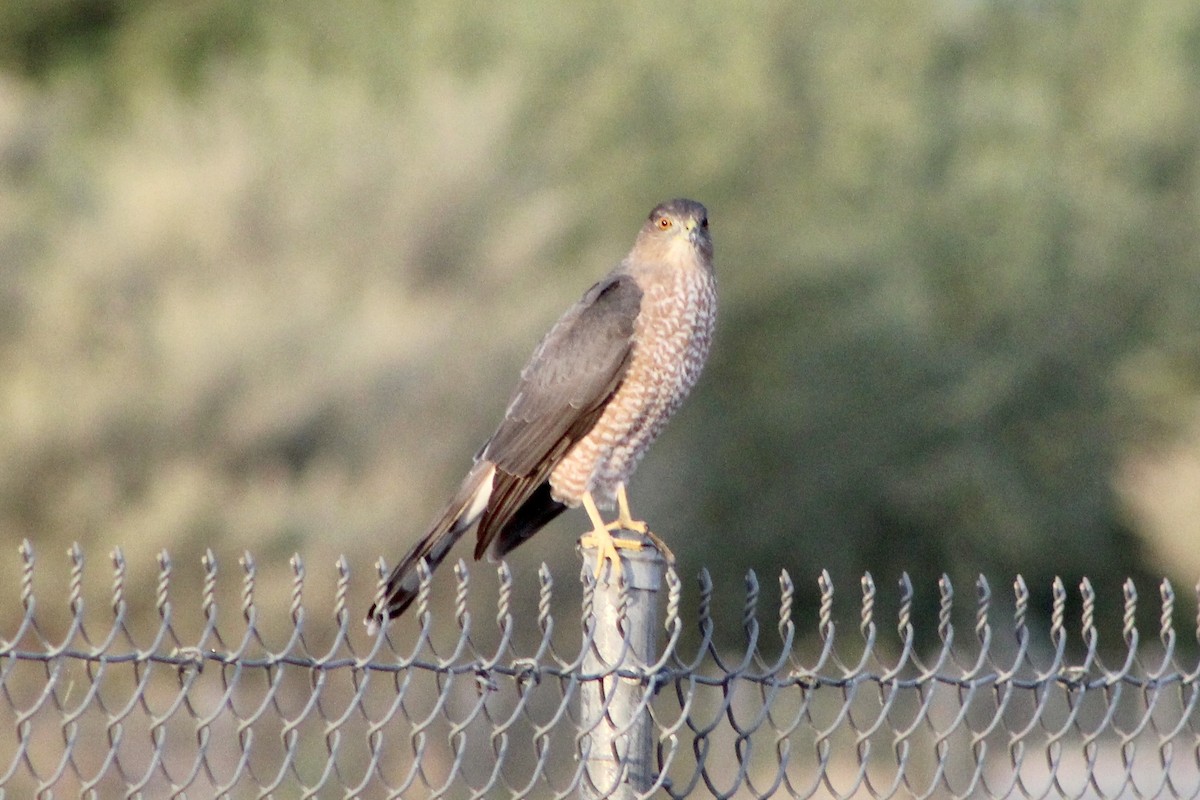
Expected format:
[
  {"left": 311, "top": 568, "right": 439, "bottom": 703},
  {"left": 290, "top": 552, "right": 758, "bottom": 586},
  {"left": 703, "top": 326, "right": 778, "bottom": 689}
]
[
  {"left": 0, "top": 0, "right": 259, "bottom": 91},
  {"left": 0, "top": 0, "right": 1196, "bottom": 652}
]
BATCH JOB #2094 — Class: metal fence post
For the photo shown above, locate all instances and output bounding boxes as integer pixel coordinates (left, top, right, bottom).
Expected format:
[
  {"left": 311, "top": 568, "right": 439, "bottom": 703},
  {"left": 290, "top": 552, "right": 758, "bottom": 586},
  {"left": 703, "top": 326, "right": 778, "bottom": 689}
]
[{"left": 579, "top": 533, "right": 665, "bottom": 799}]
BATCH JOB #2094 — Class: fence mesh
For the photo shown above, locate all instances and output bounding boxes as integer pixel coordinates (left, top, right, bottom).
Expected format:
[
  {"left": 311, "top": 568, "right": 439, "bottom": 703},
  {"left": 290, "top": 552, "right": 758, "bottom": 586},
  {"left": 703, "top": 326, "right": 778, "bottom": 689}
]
[{"left": 2, "top": 539, "right": 1199, "bottom": 799}]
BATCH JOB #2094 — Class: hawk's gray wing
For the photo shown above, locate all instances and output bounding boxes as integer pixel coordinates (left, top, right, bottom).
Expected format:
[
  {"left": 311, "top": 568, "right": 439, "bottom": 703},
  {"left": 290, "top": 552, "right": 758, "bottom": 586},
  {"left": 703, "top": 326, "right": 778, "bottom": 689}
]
[{"left": 474, "top": 274, "right": 642, "bottom": 557}]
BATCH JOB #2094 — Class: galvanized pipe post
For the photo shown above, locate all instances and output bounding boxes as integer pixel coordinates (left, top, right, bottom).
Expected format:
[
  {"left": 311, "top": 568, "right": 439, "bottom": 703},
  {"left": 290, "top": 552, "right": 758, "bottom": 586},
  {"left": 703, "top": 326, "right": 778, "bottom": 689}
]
[{"left": 578, "top": 533, "right": 665, "bottom": 799}]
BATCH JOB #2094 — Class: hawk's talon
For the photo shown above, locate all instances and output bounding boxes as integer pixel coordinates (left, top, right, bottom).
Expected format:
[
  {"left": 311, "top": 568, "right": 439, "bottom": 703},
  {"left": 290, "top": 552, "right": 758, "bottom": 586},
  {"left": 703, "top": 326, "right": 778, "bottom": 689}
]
[
  {"left": 611, "top": 483, "right": 648, "bottom": 534},
  {"left": 609, "top": 482, "right": 673, "bottom": 563},
  {"left": 579, "top": 528, "right": 645, "bottom": 581},
  {"left": 605, "top": 518, "right": 648, "bottom": 534},
  {"left": 643, "top": 530, "right": 675, "bottom": 565},
  {"left": 580, "top": 487, "right": 673, "bottom": 576}
]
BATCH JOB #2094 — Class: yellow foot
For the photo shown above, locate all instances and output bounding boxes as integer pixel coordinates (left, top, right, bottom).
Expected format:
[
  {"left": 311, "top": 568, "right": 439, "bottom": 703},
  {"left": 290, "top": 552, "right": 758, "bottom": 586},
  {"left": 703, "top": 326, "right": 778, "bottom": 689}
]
[
  {"left": 606, "top": 483, "right": 674, "bottom": 564},
  {"left": 579, "top": 526, "right": 645, "bottom": 581},
  {"left": 608, "top": 482, "right": 648, "bottom": 533},
  {"left": 603, "top": 516, "right": 679, "bottom": 564},
  {"left": 606, "top": 517, "right": 648, "bottom": 534}
]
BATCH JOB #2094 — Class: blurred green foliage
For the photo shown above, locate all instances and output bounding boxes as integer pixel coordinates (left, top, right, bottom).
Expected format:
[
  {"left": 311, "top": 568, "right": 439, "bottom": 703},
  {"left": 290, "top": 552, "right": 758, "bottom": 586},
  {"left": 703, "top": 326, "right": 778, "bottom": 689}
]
[{"left": 0, "top": 0, "right": 1197, "bottom": 650}]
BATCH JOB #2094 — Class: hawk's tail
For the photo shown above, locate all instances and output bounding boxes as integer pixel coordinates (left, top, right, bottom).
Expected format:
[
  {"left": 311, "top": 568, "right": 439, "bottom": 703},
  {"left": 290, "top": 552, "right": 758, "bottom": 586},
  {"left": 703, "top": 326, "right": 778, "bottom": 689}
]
[{"left": 365, "top": 462, "right": 496, "bottom": 633}]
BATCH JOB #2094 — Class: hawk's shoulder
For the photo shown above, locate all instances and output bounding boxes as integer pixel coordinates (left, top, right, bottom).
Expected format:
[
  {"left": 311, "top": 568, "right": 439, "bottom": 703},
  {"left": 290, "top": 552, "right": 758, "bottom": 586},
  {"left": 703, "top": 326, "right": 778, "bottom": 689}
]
[{"left": 481, "top": 273, "right": 642, "bottom": 475}]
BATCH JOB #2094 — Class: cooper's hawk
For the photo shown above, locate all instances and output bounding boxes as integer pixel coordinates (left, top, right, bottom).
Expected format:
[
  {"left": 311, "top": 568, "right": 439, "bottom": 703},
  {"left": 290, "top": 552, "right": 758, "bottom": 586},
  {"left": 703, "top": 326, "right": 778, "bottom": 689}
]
[{"left": 366, "top": 198, "right": 716, "bottom": 631}]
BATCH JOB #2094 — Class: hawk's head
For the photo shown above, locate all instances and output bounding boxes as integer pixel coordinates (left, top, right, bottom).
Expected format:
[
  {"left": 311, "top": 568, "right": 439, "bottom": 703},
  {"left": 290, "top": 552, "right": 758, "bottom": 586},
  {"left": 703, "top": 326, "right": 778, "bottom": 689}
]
[{"left": 635, "top": 198, "right": 712, "bottom": 267}]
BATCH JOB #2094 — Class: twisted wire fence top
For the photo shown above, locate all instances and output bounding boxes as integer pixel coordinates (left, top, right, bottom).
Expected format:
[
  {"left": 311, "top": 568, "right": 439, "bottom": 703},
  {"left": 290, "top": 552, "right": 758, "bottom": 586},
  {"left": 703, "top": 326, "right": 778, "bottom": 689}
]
[{"left": 2, "top": 539, "right": 1199, "bottom": 799}]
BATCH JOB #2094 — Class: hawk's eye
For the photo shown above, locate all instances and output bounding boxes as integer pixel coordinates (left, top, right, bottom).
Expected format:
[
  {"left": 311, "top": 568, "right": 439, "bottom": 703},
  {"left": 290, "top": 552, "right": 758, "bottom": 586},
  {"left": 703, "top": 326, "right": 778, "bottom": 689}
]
[
  {"left": 701, "top": 217, "right": 708, "bottom": 229},
  {"left": 658, "top": 217, "right": 672, "bottom": 230}
]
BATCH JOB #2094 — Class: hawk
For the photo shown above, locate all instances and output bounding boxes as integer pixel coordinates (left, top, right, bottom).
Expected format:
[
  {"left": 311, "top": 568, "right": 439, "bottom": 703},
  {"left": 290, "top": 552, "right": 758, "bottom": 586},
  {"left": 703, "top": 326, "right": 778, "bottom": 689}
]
[{"left": 367, "top": 198, "right": 716, "bottom": 630}]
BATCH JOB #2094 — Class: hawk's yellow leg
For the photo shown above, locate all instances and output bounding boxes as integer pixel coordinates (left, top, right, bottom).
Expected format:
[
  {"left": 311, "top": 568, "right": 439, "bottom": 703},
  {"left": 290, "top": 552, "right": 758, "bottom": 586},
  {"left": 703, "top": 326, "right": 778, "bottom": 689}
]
[
  {"left": 609, "top": 484, "right": 648, "bottom": 533},
  {"left": 579, "top": 491, "right": 643, "bottom": 580},
  {"left": 607, "top": 484, "right": 676, "bottom": 565}
]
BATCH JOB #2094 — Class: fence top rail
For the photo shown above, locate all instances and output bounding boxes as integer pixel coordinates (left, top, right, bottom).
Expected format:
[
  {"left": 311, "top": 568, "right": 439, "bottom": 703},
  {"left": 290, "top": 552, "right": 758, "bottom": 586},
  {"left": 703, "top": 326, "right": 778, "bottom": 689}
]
[{"left": 4, "top": 539, "right": 1198, "bottom": 686}]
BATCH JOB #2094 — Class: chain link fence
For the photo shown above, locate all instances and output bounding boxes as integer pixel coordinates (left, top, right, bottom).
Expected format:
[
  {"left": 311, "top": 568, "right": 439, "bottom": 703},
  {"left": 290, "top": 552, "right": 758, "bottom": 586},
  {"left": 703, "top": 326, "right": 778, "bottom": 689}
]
[{"left": 2, "top": 538, "right": 1198, "bottom": 798}]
